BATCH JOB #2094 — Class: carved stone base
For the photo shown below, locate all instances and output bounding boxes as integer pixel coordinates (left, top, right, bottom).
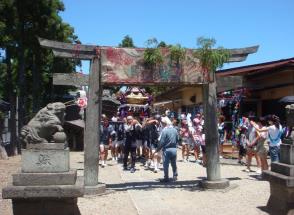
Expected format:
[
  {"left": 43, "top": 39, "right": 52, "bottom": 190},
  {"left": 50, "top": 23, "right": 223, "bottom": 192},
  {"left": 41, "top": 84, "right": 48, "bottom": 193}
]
[
  {"left": 21, "top": 148, "right": 70, "bottom": 173},
  {"left": 200, "top": 179, "right": 230, "bottom": 189},
  {"left": 2, "top": 176, "right": 84, "bottom": 199}
]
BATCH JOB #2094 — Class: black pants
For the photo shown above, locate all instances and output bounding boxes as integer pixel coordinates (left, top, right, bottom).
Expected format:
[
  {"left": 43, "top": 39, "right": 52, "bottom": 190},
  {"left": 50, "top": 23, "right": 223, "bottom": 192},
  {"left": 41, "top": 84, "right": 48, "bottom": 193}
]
[{"left": 123, "top": 145, "right": 137, "bottom": 169}]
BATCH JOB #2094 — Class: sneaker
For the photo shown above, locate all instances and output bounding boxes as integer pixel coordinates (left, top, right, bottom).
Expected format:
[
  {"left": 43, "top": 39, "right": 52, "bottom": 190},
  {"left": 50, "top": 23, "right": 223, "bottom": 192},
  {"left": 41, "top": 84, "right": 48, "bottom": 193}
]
[
  {"left": 112, "top": 157, "right": 115, "bottom": 161},
  {"left": 245, "top": 168, "right": 250, "bottom": 173},
  {"left": 101, "top": 163, "right": 106, "bottom": 168},
  {"left": 183, "top": 159, "right": 188, "bottom": 163},
  {"left": 219, "top": 155, "right": 223, "bottom": 159},
  {"left": 130, "top": 168, "right": 136, "bottom": 173},
  {"left": 154, "top": 168, "right": 158, "bottom": 173},
  {"left": 256, "top": 169, "right": 262, "bottom": 174},
  {"left": 123, "top": 167, "right": 128, "bottom": 171},
  {"left": 159, "top": 178, "right": 170, "bottom": 183}
]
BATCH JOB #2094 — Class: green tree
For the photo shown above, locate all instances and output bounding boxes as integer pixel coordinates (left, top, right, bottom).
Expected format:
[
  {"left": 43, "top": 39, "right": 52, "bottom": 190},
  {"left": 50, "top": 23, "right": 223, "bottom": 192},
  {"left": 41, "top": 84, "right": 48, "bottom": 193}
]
[
  {"left": 157, "top": 41, "right": 167, "bottom": 48},
  {"left": 193, "top": 37, "right": 230, "bottom": 82},
  {"left": 0, "top": 0, "right": 79, "bottom": 155},
  {"left": 119, "top": 35, "right": 135, "bottom": 48}
]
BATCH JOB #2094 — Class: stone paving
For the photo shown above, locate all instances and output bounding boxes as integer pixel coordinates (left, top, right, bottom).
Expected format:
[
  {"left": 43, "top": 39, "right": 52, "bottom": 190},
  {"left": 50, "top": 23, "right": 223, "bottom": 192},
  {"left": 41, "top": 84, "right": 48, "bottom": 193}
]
[{"left": 1, "top": 152, "right": 271, "bottom": 215}]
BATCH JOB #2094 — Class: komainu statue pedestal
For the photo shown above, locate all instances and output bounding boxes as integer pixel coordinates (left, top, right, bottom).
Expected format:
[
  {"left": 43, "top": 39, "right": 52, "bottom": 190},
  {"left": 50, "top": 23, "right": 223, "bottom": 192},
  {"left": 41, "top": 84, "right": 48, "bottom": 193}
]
[
  {"left": 2, "top": 143, "right": 83, "bottom": 215},
  {"left": 2, "top": 103, "right": 84, "bottom": 215}
]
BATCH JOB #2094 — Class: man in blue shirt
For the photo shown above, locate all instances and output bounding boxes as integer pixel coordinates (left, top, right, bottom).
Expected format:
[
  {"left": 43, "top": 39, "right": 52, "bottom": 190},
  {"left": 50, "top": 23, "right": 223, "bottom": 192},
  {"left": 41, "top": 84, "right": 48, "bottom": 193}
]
[{"left": 155, "top": 117, "right": 179, "bottom": 183}]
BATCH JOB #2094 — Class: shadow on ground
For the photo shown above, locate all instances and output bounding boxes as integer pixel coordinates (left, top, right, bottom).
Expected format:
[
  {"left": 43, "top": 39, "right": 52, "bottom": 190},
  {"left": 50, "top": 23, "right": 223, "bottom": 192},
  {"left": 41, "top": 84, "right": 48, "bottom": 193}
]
[
  {"left": 107, "top": 180, "right": 202, "bottom": 192},
  {"left": 107, "top": 176, "right": 242, "bottom": 192}
]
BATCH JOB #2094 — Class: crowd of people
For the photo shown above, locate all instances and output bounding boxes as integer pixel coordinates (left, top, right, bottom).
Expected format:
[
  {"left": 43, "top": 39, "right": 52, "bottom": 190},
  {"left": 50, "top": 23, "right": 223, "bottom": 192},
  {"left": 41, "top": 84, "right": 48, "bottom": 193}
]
[
  {"left": 98, "top": 112, "right": 206, "bottom": 182},
  {"left": 98, "top": 110, "right": 285, "bottom": 182},
  {"left": 232, "top": 114, "right": 284, "bottom": 176}
]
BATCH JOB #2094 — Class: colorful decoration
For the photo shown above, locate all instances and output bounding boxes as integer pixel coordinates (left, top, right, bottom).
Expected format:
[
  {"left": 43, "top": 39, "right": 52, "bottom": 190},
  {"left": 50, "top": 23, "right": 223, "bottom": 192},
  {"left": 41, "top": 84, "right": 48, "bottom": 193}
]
[
  {"left": 117, "top": 87, "right": 152, "bottom": 119},
  {"left": 101, "top": 47, "right": 203, "bottom": 85},
  {"left": 76, "top": 97, "right": 87, "bottom": 109}
]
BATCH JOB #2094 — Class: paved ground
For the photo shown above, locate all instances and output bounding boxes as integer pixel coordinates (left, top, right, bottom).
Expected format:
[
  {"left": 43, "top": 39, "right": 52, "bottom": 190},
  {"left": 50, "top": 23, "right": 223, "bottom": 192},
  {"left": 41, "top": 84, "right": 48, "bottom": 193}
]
[{"left": 1, "top": 151, "right": 271, "bottom": 215}]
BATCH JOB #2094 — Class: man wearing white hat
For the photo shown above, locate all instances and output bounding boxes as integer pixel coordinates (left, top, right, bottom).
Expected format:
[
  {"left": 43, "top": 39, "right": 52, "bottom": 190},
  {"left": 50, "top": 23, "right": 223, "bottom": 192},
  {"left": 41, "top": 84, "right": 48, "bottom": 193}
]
[{"left": 155, "top": 116, "right": 179, "bottom": 183}]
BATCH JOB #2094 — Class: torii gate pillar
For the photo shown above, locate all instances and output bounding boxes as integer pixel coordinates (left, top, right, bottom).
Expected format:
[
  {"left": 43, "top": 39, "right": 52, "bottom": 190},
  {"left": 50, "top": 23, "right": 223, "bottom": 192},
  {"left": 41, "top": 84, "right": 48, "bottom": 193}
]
[{"left": 83, "top": 55, "right": 105, "bottom": 194}]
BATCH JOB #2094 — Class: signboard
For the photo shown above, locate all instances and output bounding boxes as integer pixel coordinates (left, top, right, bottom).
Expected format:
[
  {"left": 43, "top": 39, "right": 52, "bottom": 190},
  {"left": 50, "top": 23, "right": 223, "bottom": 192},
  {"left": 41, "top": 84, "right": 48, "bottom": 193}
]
[{"left": 101, "top": 48, "right": 203, "bottom": 85}]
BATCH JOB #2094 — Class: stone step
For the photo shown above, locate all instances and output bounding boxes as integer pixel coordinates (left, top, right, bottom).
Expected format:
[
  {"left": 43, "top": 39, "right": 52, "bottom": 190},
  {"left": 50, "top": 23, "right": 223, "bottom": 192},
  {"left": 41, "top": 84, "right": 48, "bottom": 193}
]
[
  {"left": 2, "top": 175, "right": 84, "bottom": 199},
  {"left": 263, "top": 170, "right": 294, "bottom": 187},
  {"left": 280, "top": 144, "right": 294, "bottom": 165},
  {"left": 271, "top": 162, "right": 294, "bottom": 176},
  {"left": 12, "top": 170, "right": 77, "bottom": 186}
]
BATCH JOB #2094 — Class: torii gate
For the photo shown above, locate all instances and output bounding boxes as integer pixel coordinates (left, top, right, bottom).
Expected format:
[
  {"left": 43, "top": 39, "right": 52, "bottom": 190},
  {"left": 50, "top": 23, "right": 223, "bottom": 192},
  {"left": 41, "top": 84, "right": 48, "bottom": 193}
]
[{"left": 39, "top": 38, "right": 258, "bottom": 193}]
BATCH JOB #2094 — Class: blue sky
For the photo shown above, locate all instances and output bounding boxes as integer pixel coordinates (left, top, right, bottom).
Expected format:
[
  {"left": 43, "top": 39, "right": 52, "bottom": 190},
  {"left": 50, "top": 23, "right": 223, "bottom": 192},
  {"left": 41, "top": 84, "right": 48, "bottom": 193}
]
[{"left": 60, "top": 0, "right": 294, "bottom": 73}]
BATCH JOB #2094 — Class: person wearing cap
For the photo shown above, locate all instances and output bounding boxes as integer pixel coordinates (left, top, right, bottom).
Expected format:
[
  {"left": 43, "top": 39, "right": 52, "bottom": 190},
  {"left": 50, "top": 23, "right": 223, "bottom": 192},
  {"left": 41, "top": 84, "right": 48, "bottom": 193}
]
[
  {"left": 154, "top": 116, "right": 179, "bottom": 183},
  {"left": 123, "top": 116, "right": 140, "bottom": 173}
]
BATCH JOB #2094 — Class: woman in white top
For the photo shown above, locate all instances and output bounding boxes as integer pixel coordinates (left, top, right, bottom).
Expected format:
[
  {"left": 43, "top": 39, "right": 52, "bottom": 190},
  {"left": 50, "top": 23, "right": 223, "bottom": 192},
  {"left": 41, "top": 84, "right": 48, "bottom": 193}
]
[{"left": 251, "top": 115, "right": 282, "bottom": 162}]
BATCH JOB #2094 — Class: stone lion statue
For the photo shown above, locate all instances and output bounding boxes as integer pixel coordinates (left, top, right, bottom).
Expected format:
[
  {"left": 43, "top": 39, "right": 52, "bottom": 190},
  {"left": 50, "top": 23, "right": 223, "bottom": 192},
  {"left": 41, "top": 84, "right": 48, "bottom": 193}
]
[{"left": 20, "top": 102, "right": 66, "bottom": 146}]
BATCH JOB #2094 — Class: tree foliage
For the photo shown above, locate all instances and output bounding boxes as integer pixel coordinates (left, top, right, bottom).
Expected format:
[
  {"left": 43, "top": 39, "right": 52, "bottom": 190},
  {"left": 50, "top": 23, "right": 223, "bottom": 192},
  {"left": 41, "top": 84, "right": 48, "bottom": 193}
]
[
  {"left": 143, "top": 38, "right": 163, "bottom": 67},
  {"left": 193, "top": 37, "right": 230, "bottom": 82},
  {"left": 169, "top": 44, "right": 186, "bottom": 64},
  {"left": 119, "top": 35, "right": 135, "bottom": 48},
  {"left": 0, "top": 0, "right": 79, "bottom": 155}
]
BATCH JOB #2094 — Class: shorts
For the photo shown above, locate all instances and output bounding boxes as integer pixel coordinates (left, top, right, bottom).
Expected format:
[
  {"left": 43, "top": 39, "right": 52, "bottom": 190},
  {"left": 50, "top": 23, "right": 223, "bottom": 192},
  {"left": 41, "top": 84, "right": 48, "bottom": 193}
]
[
  {"left": 193, "top": 140, "right": 201, "bottom": 147},
  {"left": 239, "top": 145, "right": 246, "bottom": 157},
  {"left": 136, "top": 139, "right": 143, "bottom": 148},
  {"left": 182, "top": 137, "right": 191, "bottom": 146},
  {"left": 246, "top": 146, "right": 256, "bottom": 155},
  {"left": 201, "top": 145, "right": 206, "bottom": 153},
  {"left": 113, "top": 140, "right": 123, "bottom": 147},
  {"left": 219, "top": 138, "right": 225, "bottom": 145}
]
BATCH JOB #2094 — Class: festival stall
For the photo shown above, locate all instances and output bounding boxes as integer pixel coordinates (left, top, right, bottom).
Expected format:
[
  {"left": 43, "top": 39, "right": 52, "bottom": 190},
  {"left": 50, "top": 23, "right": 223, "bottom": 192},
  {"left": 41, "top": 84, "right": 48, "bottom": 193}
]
[{"left": 217, "top": 87, "right": 250, "bottom": 144}]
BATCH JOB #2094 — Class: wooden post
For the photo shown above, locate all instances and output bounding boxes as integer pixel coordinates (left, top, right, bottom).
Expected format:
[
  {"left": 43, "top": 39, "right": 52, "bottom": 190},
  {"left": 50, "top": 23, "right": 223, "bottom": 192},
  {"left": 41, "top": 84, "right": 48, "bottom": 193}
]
[
  {"left": 84, "top": 56, "right": 100, "bottom": 186},
  {"left": 203, "top": 79, "right": 221, "bottom": 180},
  {"left": 201, "top": 73, "right": 229, "bottom": 188}
]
